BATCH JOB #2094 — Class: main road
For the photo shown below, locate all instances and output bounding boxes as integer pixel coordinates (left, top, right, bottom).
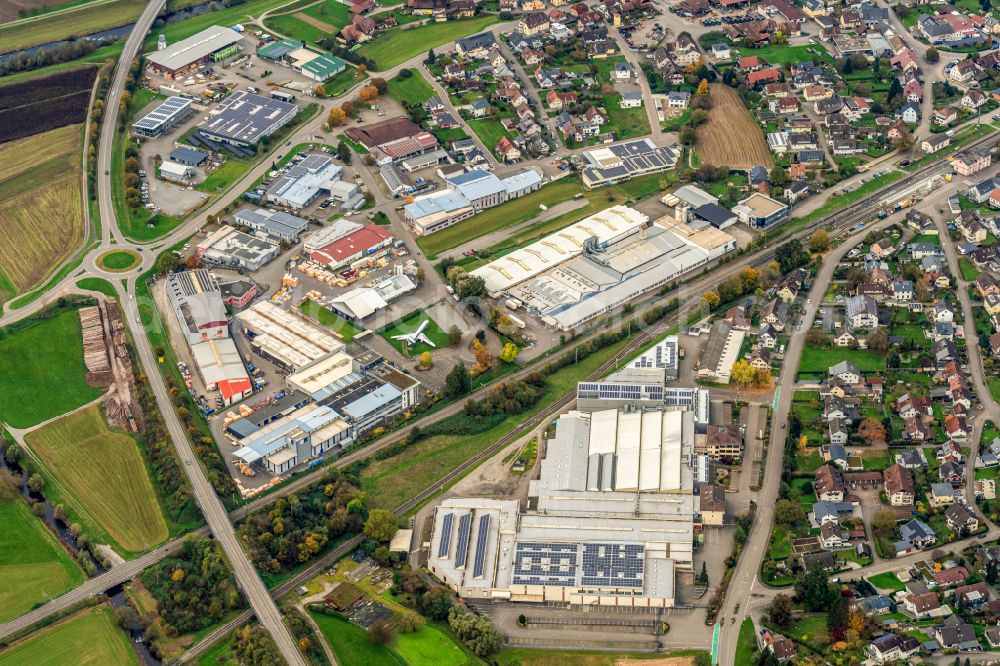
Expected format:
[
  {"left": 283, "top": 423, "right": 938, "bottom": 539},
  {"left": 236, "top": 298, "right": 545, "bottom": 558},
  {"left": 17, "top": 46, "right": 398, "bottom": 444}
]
[{"left": 91, "top": 1, "right": 307, "bottom": 663}]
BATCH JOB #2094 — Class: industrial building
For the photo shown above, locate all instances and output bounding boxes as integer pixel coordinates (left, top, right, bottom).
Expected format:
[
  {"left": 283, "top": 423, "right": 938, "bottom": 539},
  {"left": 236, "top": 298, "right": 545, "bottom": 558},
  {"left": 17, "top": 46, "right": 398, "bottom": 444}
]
[
  {"left": 428, "top": 408, "right": 699, "bottom": 607},
  {"left": 329, "top": 274, "right": 417, "bottom": 321},
  {"left": 234, "top": 208, "right": 309, "bottom": 244},
  {"left": 256, "top": 39, "right": 347, "bottom": 82},
  {"left": 265, "top": 154, "right": 362, "bottom": 210},
  {"left": 232, "top": 404, "right": 351, "bottom": 474},
  {"left": 147, "top": 25, "right": 243, "bottom": 79},
  {"left": 697, "top": 320, "right": 745, "bottom": 384},
  {"left": 131, "top": 96, "right": 194, "bottom": 138},
  {"left": 403, "top": 169, "right": 543, "bottom": 236},
  {"left": 199, "top": 90, "right": 298, "bottom": 148},
  {"left": 237, "top": 300, "right": 345, "bottom": 371},
  {"left": 733, "top": 192, "right": 788, "bottom": 229},
  {"left": 303, "top": 219, "right": 363, "bottom": 254},
  {"left": 197, "top": 226, "right": 280, "bottom": 271},
  {"left": 190, "top": 338, "right": 254, "bottom": 405},
  {"left": 308, "top": 223, "right": 394, "bottom": 270},
  {"left": 345, "top": 116, "right": 439, "bottom": 163},
  {"left": 170, "top": 146, "right": 208, "bottom": 166},
  {"left": 471, "top": 206, "right": 734, "bottom": 331},
  {"left": 159, "top": 160, "right": 194, "bottom": 183},
  {"left": 579, "top": 139, "right": 680, "bottom": 189},
  {"left": 165, "top": 269, "right": 229, "bottom": 345}
]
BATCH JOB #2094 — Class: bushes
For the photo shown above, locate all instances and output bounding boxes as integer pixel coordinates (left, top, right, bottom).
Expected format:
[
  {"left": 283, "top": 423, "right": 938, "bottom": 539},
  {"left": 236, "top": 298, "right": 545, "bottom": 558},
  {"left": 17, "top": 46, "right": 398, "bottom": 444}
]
[{"left": 448, "top": 606, "right": 503, "bottom": 657}]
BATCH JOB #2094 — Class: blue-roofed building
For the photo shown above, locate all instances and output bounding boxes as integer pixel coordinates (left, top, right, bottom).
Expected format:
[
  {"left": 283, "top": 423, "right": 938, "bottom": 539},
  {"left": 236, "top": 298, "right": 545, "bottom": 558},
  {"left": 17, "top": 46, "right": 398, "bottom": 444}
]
[
  {"left": 169, "top": 146, "right": 208, "bottom": 166},
  {"left": 403, "top": 189, "right": 476, "bottom": 235},
  {"left": 232, "top": 403, "right": 352, "bottom": 474},
  {"left": 266, "top": 153, "right": 343, "bottom": 209},
  {"left": 234, "top": 207, "right": 309, "bottom": 243}
]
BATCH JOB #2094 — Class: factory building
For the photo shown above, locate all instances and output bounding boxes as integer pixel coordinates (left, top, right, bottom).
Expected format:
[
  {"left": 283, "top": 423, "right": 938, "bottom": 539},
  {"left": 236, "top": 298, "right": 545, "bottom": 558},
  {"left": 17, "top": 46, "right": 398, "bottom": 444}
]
[
  {"left": 232, "top": 404, "right": 351, "bottom": 474},
  {"left": 196, "top": 226, "right": 280, "bottom": 271},
  {"left": 146, "top": 25, "right": 243, "bottom": 79},
  {"left": 131, "top": 96, "right": 193, "bottom": 138},
  {"left": 472, "top": 207, "right": 734, "bottom": 331},
  {"left": 236, "top": 301, "right": 345, "bottom": 371},
  {"left": 256, "top": 39, "right": 347, "bottom": 82},
  {"left": 733, "top": 193, "right": 788, "bottom": 229},
  {"left": 579, "top": 139, "right": 680, "bottom": 189},
  {"left": 697, "top": 320, "right": 746, "bottom": 384},
  {"left": 165, "top": 269, "right": 229, "bottom": 345},
  {"left": 265, "top": 154, "right": 362, "bottom": 210},
  {"left": 190, "top": 338, "right": 254, "bottom": 406},
  {"left": 308, "top": 224, "right": 394, "bottom": 270},
  {"left": 403, "top": 169, "right": 543, "bottom": 236},
  {"left": 159, "top": 160, "right": 195, "bottom": 183},
  {"left": 329, "top": 274, "right": 417, "bottom": 321},
  {"left": 428, "top": 408, "right": 699, "bottom": 607},
  {"left": 233, "top": 208, "right": 309, "bottom": 244},
  {"left": 199, "top": 90, "right": 298, "bottom": 148}
]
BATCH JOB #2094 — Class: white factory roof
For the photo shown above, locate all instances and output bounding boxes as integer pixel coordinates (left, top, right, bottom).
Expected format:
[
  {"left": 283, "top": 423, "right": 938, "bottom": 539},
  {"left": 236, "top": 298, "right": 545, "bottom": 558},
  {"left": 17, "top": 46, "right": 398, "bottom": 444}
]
[
  {"left": 237, "top": 301, "right": 343, "bottom": 369},
  {"left": 147, "top": 25, "right": 242, "bottom": 71},
  {"left": 269, "top": 158, "right": 342, "bottom": 208},
  {"left": 471, "top": 205, "right": 649, "bottom": 295},
  {"left": 303, "top": 219, "right": 363, "bottom": 252},
  {"left": 285, "top": 351, "right": 355, "bottom": 395},
  {"left": 189, "top": 337, "right": 249, "bottom": 387},
  {"left": 160, "top": 160, "right": 190, "bottom": 178}
]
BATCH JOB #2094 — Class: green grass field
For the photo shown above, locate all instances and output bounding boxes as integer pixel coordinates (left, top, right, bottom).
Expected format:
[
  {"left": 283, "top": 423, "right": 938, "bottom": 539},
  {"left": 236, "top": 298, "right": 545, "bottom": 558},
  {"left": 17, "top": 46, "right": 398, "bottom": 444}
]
[
  {"left": 309, "top": 611, "right": 405, "bottom": 665},
  {"left": 735, "top": 617, "right": 757, "bottom": 666},
  {"left": 868, "top": 571, "right": 905, "bottom": 592},
  {"left": 299, "top": 299, "right": 364, "bottom": 342},
  {"left": 387, "top": 71, "right": 435, "bottom": 106},
  {"left": 25, "top": 405, "right": 169, "bottom": 554},
  {"left": 96, "top": 249, "right": 140, "bottom": 271},
  {"left": 466, "top": 117, "right": 512, "bottom": 155},
  {"left": 959, "top": 257, "right": 981, "bottom": 280},
  {"left": 0, "top": 0, "right": 147, "bottom": 52},
  {"left": 797, "top": 346, "right": 885, "bottom": 376},
  {"left": 0, "top": 499, "right": 85, "bottom": 622},
  {"left": 601, "top": 94, "right": 650, "bottom": 139},
  {"left": 196, "top": 159, "right": 253, "bottom": 194},
  {"left": 75, "top": 277, "right": 117, "bottom": 299},
  {"left": 144, "top": 0, "right": 296, "bottom": 47},
  {"left": 380, "top": 310, "right": 448, "bottom": 357},
  {"left": 0, "top": 605, "right": 138, "bottom": 666},
  {"left": 357, "top": 16, "right": 500, "bottom": 70},
  {"left": 393, "top": 624, "right": 468, "bottom": 666},
  {"left": 0, "top": 307, "right": 102, "bottom": 428},
  {"left": 263, "top": 0, "right": 351, "bottom": 43}
]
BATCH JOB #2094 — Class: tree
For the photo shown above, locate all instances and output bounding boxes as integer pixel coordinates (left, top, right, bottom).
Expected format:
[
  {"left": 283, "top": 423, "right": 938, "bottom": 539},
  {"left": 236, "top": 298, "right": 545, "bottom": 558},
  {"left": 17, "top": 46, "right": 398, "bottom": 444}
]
[
  {"left": 0, "top": 467, "right": 17, "bottom": 500},
  {"left": 795, "top": 566, "right": 838, "bottom": 611},
  {"left": 340, "top": 99, "right": 355, "bottom": 116},
  {"left": 769, "top": 593, "right": 793, "bottom": 628},
  {"left": 422, "top": 586, "right": 453, "bottom": 620},
  {"left": 364, "top": 508, "right": 397, "bottom": 543},
  {"left": 827, "top": 594, "right": 850, "bottom": 632},
  {"left": 426, "top": 49, "right": 436, "bottom": 64},
  {"left": 769, "top": 166, "right": 789, "bottom": 186},
  {"left": 866, "top": 328, "right": 889, "bottom": 352},
  {"left": 418, "top": 351, "right": 433, "bottom": 369},
  {"left": 680, "top": 126, "right": 698, "bottom": 145},
  {"left": 445, "top": 363, "right": 471, "bottom": 397},
  {"left": 447, "top": 325, "right": 462, "bottom": 346},
  {"left": 369, "top": 620, "right": 393, "bottom": 645},
  {"left": 774, "top": 499, "right": 805, "bottom": 528},
  {"left": 702, "top": 290, "right": 721, "bottom": 309},
  {"left": 730, "top": 359, "right": 756, "bottom": 387},
  {"left": 926, "top": 46, "right": 940, "bottom": 64},
  {"left": 858, "top": 416, "right": 886, "bottom": 443},
  {"left": 775, "top": 239, "right": 809, "bottom": 273},
  {"left": 696, "top": 78, "right": 710, "bottom": 95},
  {"left": 699, "top": 561, "right": 709, "bottom": 584},
  {"left": 500, "top": 343, "right": 519, "bottom": 363},
  {"left": 810, "top": 229, "right": 830, "bottom": 253},
  {"left": 27, "top": 473, "right": 43, "bottom": 494},
  {"left": 157, "top": 252, "right": 180, "bottom": 274},
  {"left": 371, "top": 77, "right": 387, "bottom": 94}
]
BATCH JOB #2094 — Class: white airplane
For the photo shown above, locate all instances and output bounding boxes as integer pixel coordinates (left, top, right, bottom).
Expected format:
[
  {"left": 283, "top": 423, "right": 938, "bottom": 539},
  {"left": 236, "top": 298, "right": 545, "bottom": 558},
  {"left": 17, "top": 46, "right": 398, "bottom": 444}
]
[{"left": 392, "top": 319, "right": 435, "bottom": 348}]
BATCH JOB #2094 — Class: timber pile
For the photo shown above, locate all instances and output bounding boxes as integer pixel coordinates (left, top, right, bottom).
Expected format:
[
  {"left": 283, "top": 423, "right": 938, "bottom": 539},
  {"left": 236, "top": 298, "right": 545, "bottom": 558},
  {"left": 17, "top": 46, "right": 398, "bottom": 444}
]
[{"left": 79, "top": 307, "right": 111, "bottom": 374}]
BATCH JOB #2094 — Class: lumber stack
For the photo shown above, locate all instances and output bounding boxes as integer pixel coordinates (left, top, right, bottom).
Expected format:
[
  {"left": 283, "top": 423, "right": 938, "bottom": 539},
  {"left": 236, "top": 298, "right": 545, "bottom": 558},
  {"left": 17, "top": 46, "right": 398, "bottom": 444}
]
[{"left": 79, "top": 307, "right": 111, "bottom": 373}]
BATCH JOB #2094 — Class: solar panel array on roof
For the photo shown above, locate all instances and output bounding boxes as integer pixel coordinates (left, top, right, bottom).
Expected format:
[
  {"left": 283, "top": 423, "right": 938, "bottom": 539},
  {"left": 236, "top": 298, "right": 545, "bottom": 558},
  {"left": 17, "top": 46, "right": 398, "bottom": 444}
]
[
  {"left": 438, "top": 513, "right": 453, "bottom": 558},
  {"left": 132, "top": 96, "right": 193, "bottom": 134},
  {"left": 455, "top": 513, "right": 472, "bottom": 568},
  {"left": 473, "top": 514, "right": 490, "bottom": 578},
  {"left": 512, "top": 542, "right": 578, "bottom": 587},
  {"left": 581, "top": 543, "right": 644, "bottom": 588}
]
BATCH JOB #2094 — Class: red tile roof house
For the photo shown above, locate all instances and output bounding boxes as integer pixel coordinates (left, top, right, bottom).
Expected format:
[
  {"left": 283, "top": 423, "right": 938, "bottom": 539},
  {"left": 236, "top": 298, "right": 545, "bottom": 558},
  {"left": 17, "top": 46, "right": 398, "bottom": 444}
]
[
  {"left": 932, "top": 565, "right": 969, "bottom": 588},
  {"left": 738, "top": 55, "right": 764, "bottom": 71},
  {"left": 747, "top": 67, "right": 781, "bottom": 85}
]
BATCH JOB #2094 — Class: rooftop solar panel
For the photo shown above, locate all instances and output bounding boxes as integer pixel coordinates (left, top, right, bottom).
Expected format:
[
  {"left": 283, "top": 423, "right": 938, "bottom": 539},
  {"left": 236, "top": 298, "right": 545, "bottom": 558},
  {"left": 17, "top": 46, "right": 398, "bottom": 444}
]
[
  {"left": 511, "top": 542, "right": 579, "bottom": 587},
  {"left": 580, "top": 543, "right": 644, "bottom": 589},
  {"left": 472, "top": 514, "right": 490, "bottom": 578},
  {"left": 437, "top": 513, "right": 453, "bottom": 558},
  {"left": 455, "top": 513, "right": 472, "bottom": 568}
]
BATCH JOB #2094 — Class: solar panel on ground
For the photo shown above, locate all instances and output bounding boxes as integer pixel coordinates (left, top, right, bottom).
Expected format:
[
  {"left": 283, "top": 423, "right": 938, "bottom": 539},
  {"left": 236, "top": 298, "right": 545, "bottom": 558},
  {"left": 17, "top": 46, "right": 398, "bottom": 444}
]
[
  {"left": 437, "top": 513, "right": 453, "bottom": 558},
  {"left": 580, "top": 543, "right": 644, "bottom": 588},
  {"left": 455, "top": 513, "right": 472, "bottom": 568},
  {"left": 472, "top": 514, "right": 490, "bottom": 578},
  {"left": 194, "top": 131, "right": 222, "bottom": 153},
  {"left": 185, "top": 134, "right": 203, "bottom": 148}
]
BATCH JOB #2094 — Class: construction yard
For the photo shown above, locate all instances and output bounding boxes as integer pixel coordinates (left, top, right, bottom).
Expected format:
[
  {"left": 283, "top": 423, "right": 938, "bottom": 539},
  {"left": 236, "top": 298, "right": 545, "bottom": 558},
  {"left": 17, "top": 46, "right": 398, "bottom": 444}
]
[
  {"left": 0, "top": 124, "right": 86, "bottom": 304},
  {"left": 695, "top": 84, "right": 772, "bottom": 169}
]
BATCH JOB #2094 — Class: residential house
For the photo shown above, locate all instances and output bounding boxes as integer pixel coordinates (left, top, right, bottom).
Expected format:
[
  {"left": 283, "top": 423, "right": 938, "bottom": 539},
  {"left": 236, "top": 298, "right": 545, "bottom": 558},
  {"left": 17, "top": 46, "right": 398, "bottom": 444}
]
[
  {"left": 946, "top": 503, "right": 979, "bottom": 534},
  {"left": 883, "top": 464, "right": 915, "bottom": 506}
]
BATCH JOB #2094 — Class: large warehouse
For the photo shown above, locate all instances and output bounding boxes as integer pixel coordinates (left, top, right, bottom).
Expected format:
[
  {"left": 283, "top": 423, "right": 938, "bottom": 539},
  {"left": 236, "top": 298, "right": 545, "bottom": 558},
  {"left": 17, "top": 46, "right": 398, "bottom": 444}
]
[
  {"left": 308, "top": 223, "right": 394, "bottom": 270},
  {"left": 579, "top": 139, "right": 680, "bottom": 189},
  {"left": 165, "top": 269, "right": 229, "bottom": 345},
  {"left": 196, "top": 226, "right": 279, "bottom": 271},
  {"left": 131, "top": 96, "right": 194, "bottom": 138},
  {"left": 428, "top": 408, "right": 699, "bottom": 607},
  {"left": 472, "top": 206, "right": 734, "bottom": 331},
  {"left": 147, "top": 25, "right": 243, "bottom": 79},
  {"left": 199, "top": 90, "right": 298, "bottom": 148},
  {"left": 232, "top": 404, "right": 351, "bottom": 474},
  {"left": 237, "top": 301, "right": 345, "bottom": 371}
]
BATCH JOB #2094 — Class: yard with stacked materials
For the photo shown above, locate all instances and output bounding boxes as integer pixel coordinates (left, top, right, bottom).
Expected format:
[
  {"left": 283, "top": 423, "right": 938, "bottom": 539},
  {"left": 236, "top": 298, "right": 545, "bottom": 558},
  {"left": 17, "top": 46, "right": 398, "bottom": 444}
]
[
  {"left": 0, "top": 605, "right": 138, "bottom": 666},
  {"left": 25, "top": 405, "right": 169, "bottom": 553},
  {"left": 695, "top": 84, "right": 772, "bottom": 169},
  {"left": 0, "top": 123, "right": 86, "bottom": 305},
  {"left": 0, "top": 306, "right": 102, "bottom": 428},
  {"left": 0, "top": 498, "right": 85, "bottom": 622}
]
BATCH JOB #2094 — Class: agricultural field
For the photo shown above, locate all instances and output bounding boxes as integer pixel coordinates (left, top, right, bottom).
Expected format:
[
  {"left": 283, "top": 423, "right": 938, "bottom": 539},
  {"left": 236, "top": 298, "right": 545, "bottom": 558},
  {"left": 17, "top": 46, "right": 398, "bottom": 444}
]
[
  {"left": 0, "top": 124, "right": 86, "bottom": 305},
  {"left": 380, "top": 310, "right": 449, "bottom": 356},
  {"left": 357, "top": 15, "right": 499, "bottom": 70},
  {"left": 0, "top": 306, "right": 101, "bottom": 428},
  {"left": 25, "top": 405, "right": 169, "bottom": 554},
  {"left": 0, "top": 605, "right": 139, "bottom": 666},
  {"left": 0, "top": 0, "right": 101, "bottom": 24},
  {"left": 144, "top": 0, "right": 297, "bottom": 48},
  {"left": 0, "top": 498, "right": 86, "bottom": 622},
  {"left": 694, "top": 84, "right": 772, "bottom": 169},
  {"left": 0, "top": 0, "right": 144, "bottom": 53},
  {"left": 262, "top": 0, "right": 352, "bottom": 44},
  {"left": 0, "top": 66, "right": 95, "bottom": 144}
]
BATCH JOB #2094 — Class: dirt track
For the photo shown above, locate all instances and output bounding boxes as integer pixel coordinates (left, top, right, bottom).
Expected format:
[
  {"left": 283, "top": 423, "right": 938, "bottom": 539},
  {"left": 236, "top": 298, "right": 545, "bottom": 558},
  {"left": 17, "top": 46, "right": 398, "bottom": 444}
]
[{"left": 695, "top": 84, "right": 773, "bottom": 169}]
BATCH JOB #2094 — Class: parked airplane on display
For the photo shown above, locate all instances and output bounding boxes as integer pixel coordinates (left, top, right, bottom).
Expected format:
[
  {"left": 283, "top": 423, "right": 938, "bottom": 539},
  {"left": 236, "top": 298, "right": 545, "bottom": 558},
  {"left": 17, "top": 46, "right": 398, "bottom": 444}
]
[{"left": 392, "top": 319, "right": 435, "bottom": 347}]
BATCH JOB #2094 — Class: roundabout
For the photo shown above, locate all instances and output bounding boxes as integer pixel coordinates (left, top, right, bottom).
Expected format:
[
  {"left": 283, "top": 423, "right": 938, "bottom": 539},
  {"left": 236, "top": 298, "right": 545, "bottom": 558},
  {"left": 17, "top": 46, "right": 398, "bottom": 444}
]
[{"left": 95, "top": 249, "right": 142, "bottom": 273}]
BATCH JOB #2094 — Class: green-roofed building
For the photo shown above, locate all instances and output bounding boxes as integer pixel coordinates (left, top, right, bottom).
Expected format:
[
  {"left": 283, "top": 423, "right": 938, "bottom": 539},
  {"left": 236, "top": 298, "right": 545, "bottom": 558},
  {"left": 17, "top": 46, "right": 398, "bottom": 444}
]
[
  {"left": 299, "top": 53, "right": 348, "bottom": 82},
  {"left": 257, "top": 38, "right": 304, "bottom": 61}
]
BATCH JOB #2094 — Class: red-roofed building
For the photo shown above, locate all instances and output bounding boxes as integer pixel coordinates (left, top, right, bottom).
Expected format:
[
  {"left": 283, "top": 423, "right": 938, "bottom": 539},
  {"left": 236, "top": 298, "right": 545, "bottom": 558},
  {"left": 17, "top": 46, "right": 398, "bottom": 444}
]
[
  {"left": 738, "top": 55, "right": 763, "bottom": 71},
  {"left": 219, "top": 377, "right": 253, "bottom": 405},
  {"left": 747, "top": 67, "right": 780, "bottom": 85},
  {"left": 310, "top": 224, "right": 394, "bottom": 269}
]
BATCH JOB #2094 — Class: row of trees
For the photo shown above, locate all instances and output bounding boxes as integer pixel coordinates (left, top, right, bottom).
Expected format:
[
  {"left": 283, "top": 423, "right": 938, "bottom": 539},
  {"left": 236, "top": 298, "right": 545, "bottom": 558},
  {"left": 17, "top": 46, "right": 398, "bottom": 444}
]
[{"left": 0, "top": 39, "right": 100, "bottom": 76}]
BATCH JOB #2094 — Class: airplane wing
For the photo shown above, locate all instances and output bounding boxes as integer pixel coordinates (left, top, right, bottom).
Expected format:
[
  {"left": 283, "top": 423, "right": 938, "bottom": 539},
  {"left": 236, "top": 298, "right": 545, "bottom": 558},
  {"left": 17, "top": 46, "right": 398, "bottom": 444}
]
[{"left": 416, "top": 333, "right": 436, "bottom": 348}]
